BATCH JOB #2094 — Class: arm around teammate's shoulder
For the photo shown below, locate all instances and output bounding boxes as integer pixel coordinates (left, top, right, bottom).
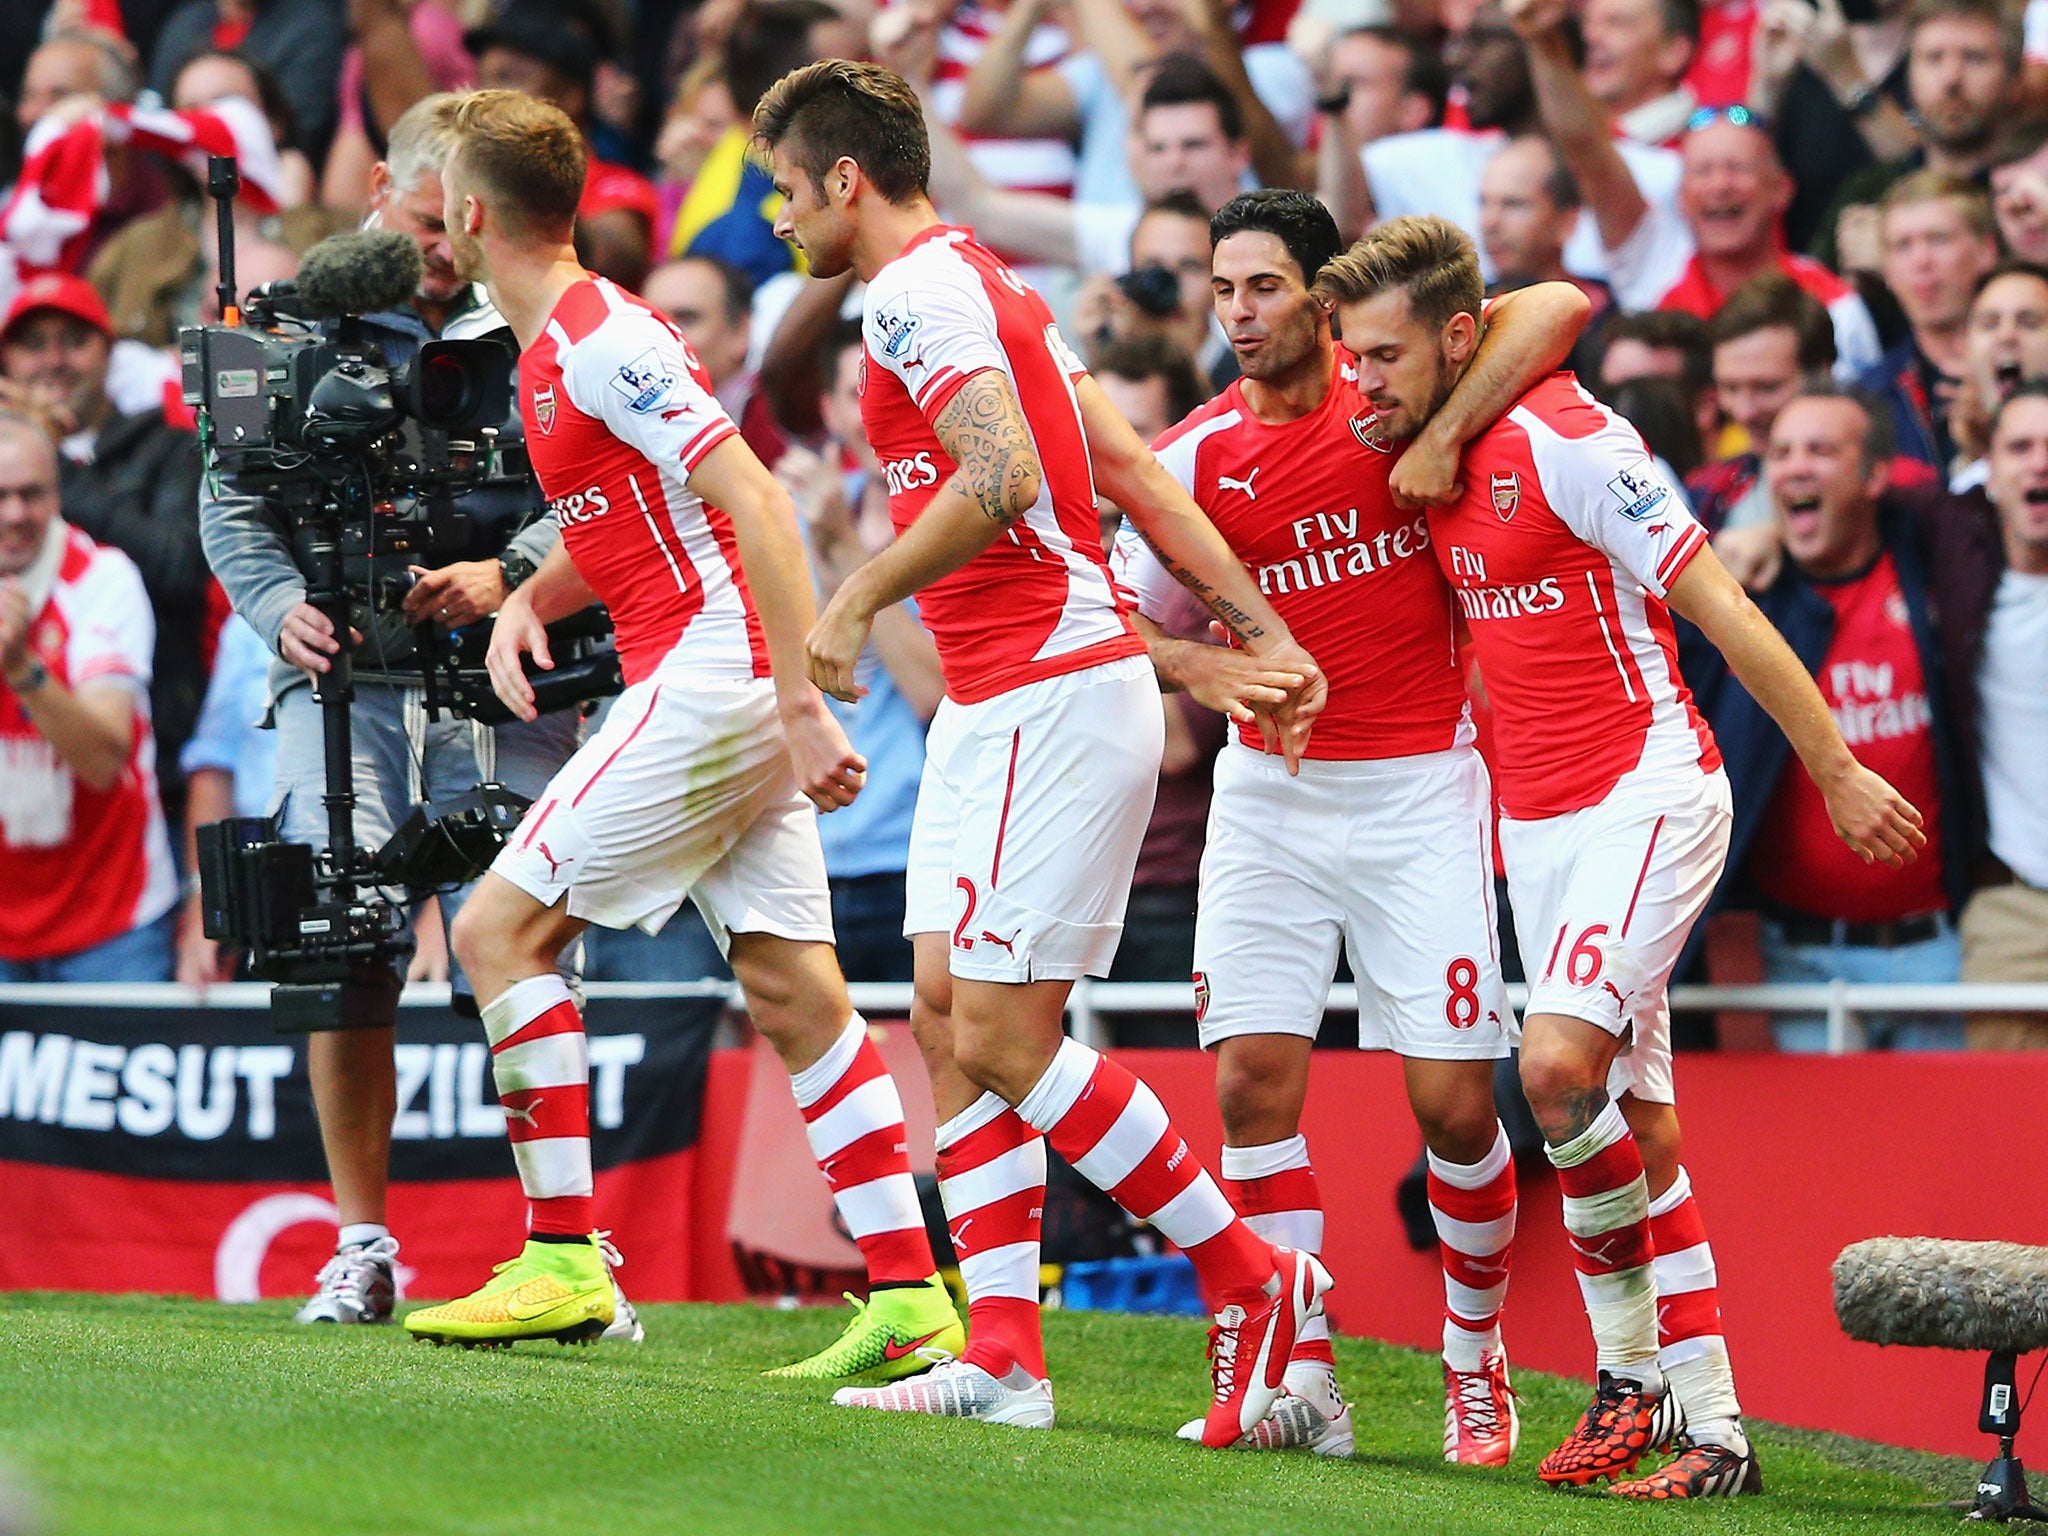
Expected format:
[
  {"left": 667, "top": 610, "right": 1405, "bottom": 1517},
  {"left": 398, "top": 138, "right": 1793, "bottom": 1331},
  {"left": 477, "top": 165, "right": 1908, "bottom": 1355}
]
[
  {"left": 1390, "top": 283, "right": 1592, "bottom": 511},
  {"left": 1665, "top": 544, "right": 1926, "bottom": 868}
]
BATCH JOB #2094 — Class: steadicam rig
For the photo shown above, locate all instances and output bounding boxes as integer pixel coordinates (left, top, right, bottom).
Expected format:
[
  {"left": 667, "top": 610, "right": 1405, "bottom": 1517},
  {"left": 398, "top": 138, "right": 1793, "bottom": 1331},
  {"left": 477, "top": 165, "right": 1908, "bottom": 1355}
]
[{"left": 184, "top": 155, "right": 556, "bottom": 1030}]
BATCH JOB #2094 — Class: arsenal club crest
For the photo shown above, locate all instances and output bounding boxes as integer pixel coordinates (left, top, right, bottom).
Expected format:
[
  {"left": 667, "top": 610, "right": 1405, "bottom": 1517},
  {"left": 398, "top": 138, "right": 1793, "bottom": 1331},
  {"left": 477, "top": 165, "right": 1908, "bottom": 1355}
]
[
  {"left": 1192, "top": 970, "right": 1210, "bottom": 1023},
  {"left": 1349, "top": 412, "right": 1393, "bottom": 453},
  {"left": 532, "top": 381, "right": 557, "bottom": 434},
  {"left": 1490, "top": 469, "right": 1521, "bottom": 521}
]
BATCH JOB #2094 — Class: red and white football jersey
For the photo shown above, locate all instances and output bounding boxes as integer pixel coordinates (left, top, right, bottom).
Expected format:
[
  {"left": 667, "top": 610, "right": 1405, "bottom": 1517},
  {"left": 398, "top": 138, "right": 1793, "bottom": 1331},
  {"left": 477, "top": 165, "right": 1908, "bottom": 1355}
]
[
  {"left": 0, "top": 524, "right": 175, "bottom": 960},
  {"left": 1429, "top": 374, "right": 1721, "bottom": 819},
  {"left": 521, "top": 276, "right": 766, "bottom": 687},
  {"left": 861, "top": 225, "right": 1142, "bottom": 704},
  {"left": 1114, "top": 344, "right": 1469, "bottom": 760}
]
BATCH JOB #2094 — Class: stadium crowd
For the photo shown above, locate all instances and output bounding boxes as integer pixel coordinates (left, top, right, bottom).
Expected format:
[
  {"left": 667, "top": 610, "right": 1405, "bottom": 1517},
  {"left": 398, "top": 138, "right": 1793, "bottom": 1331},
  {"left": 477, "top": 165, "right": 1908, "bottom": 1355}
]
[{"left": 0, "top": 0, "right": 2043, "bottom": 1053}]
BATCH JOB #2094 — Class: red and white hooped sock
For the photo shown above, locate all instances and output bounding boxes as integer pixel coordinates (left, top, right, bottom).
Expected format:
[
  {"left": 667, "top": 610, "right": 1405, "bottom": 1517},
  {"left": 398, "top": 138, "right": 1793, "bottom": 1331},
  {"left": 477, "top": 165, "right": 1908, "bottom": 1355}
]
[
  {"left": 1220, "top": 1136, "right": 1332, "bottom": 1366},
  {"left": 1016, "top": 1039, "right": 1273, "bottom": 1301},
  {"left": 789, "top": 1015, "right": 935, "bottom": 1287},
  {"left": 936, "top": 1091, "right": 1047, "bottom": 1379},
  {"left": 1650, "top": 1165, "right": 1744, "bottom": 1446},
  {"left": 1546, "top": 1100, "right": 1660, "bottom": 1387},
  {"left": 481, "top": 974, "right": 591, "bottom": 1237},
  {"left": 1428, "top": 1122, "right": 1517, "bottom": 1373}
]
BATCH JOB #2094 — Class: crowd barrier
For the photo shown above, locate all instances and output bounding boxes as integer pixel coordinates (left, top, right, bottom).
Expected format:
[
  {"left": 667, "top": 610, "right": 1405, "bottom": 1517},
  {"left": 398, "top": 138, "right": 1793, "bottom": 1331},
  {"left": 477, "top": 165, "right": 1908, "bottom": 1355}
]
[{"left": 2, "top": 981, "right": 2044, "bottom": 1458}]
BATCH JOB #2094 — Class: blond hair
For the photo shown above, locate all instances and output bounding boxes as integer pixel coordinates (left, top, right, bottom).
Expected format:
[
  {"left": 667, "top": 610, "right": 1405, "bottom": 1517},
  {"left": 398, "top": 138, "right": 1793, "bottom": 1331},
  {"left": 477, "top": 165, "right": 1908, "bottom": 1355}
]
[
  {"left": 446, "top": 89, "right": 587, "bottom": 237},
  {"left": 1313, "top": 215, "right": 1484, "bottom": 334}
]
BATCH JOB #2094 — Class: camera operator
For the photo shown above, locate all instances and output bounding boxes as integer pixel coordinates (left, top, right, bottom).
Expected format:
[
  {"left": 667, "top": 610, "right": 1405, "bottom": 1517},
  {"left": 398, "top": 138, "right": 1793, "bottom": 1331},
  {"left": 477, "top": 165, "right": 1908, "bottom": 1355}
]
[{"left": 198, "top": 94, "right": 586, "bottom": 1329}]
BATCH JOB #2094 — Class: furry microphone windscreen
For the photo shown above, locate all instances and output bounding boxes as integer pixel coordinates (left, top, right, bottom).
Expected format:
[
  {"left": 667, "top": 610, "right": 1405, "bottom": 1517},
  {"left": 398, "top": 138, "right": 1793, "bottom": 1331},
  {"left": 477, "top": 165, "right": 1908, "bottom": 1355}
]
[
  {"left": 295, "top": 229, "right": 428, "bottom": 318},
  {"left": 1834, "top": 1237, "right": 2048, "bottom": 1355}
]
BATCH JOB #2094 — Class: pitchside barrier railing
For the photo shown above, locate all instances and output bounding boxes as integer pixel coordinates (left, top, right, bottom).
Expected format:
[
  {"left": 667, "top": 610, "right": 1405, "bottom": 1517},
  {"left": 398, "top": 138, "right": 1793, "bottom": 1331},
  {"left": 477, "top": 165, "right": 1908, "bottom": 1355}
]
[{"left": 5, "top": 981, "right": 2048, "bottom": 1055}]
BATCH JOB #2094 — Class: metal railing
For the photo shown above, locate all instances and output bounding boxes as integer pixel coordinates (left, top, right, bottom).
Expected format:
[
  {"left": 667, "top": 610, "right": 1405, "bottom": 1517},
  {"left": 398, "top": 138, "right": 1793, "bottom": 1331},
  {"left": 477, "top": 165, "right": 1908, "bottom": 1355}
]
[{"left": 4, "top": 980, "right": 2047, "bottom": 1054}]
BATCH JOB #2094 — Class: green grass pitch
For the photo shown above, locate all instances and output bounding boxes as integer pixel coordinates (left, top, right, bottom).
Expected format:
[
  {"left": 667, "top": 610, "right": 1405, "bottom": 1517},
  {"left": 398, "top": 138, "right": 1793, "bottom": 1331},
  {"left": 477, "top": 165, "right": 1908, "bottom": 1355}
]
[{"left": 0, "top": 1293, "right": 1976, "bottom": 1535}]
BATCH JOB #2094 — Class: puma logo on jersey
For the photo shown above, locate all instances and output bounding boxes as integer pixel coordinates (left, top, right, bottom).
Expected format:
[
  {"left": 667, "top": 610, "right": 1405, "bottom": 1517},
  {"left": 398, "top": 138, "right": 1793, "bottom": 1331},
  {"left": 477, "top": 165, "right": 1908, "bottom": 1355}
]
[
  {"left": 885, "top": 452, "right": 941, "bottom": 496},
  {"left": 980, "top": 930, "right": 1018, "bottom": 955},
  {"left": 535, "top": 841, "right": 570, "bottom": 881},
  {"left": 1218, "top": 468, "right": 1260, "bottom": 498},
  {"left": 549, "top": 484, "right": 612, "bottom": 526}
]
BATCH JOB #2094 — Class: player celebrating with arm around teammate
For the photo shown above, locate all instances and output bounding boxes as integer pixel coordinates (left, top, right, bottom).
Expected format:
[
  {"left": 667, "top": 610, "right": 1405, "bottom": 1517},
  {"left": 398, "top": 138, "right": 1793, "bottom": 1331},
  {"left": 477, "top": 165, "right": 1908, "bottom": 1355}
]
[
  {"left": 753, "top": 60, "right": 1331, "bottom": 1446},
  {"left": 1320, "top": 216, "right": 1925, "bottom": 1498},
  {"left": 1112, "top": 189, "right": 1592, "bottom": 1464},
  {"left": 400, "top": 90, "right": 966, "bottom": 1375}
]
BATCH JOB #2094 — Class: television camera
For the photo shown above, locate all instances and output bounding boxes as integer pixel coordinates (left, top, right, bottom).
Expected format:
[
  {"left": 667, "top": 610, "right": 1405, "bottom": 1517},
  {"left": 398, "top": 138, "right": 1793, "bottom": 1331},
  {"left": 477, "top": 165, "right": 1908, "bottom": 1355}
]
[{"left": 186, "top": 156, "right": 618, "bottom": 1028}]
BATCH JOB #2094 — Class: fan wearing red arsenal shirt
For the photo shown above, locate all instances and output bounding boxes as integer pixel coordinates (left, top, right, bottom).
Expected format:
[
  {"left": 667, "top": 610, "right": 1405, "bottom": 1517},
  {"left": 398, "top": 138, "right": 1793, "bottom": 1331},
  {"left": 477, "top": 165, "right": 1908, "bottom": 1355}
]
[
  {"left": 1321, "top": 215, "right": 1925, "bottom": 1499},
  {"left": 1112, "top": 189, "right": 1592, "bottom": 1464},
  {"left": 756, "top": 60, "right": 1333, "bottom": 1446}
]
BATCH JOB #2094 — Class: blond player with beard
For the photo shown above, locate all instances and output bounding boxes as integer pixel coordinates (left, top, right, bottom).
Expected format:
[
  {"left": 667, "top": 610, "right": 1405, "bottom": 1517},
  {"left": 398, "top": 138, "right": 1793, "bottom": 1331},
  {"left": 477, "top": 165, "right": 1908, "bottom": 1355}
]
[{"left": 1323, "top": 215, "right": 1922, "bottom": 1497}]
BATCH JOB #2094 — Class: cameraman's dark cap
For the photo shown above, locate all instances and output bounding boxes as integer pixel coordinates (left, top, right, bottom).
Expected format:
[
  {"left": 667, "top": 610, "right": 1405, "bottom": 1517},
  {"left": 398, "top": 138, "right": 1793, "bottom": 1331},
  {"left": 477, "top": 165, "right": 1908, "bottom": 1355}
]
[
  {"left": 0, "top": 274, "right": 114, "bottom": 346},
  {"left": 463, "top": 2, "right": 602, "bottom": 88}
]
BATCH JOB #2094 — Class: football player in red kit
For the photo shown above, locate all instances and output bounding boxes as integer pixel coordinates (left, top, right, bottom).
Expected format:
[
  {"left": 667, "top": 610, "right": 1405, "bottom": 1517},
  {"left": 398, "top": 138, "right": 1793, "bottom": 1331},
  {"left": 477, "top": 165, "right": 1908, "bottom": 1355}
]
[
  {"left": 1321, "top": 215, "right": 1924, "bottom": 1498},
  {"left": 404, "top": 89, "right": 963, "bottom": 1370},
  {"left": 1113, "top": 189, "right": 1590, "bottom": 1463},
  {"left": 756, "top": 60, "right": 1336, "bottom": 1445}
]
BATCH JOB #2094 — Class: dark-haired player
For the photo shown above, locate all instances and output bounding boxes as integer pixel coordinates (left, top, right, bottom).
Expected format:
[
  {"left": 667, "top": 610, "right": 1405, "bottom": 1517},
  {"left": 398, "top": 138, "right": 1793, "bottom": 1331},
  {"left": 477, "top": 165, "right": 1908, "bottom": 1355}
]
[
  {"left": 755, "top": 59, "right": 1331, "bottom": 1445},
  {"left": 1113, "top": 189, "right": 1585, "bottom": 1462},
  {"left": 1324, "top": 214, "right": 1925, "bottom": 1497},
  {"left": 400, "top": 89, "right": 964, "bottom": 1374}
]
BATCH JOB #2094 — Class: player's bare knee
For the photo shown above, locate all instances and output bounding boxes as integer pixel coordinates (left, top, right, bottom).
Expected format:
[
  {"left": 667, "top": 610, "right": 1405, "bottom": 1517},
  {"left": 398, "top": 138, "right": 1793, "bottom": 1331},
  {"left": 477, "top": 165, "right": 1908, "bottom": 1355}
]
[
  {"left": 728, "top": 953, "right": 797, "bottom": 1028},
  {"left": 1214, "top": 1056, "right": 1295, "bottom": 1145},
  {"left": 1518, "top": 1041, "right": 1605, "bottom": 1140},
  {"left": 1412, "top": 1096, "right": 1498, "bottom": 1165},
  {"left": 908, "top": 995, "right": 954, "bottom": 1069},
  {"left": 446, "top": 898, "right": 491, "bottom": 985},
  {"left": 948, "top": 1016, "right": 1037, "bottom": 1103},
  {"left": 947, "top": 1019, "right": 1003, "bottom": 1094}
]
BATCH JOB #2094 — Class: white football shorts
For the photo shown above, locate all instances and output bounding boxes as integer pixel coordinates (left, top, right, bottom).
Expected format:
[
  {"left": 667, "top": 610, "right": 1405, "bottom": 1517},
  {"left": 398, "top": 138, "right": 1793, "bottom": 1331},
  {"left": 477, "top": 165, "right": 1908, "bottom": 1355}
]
[
  {"left": 1499, "top": 766, "right": 1732, "bottom": 1105},
  {"left": 1193, "top": 741, "right": 1515, "bottom": 1058},
  {"left": 491, "top": 675, "right": 833, "bottom": 953},
  {"left": 904, "top": 656, "right": 1162, "bottom": 983}
]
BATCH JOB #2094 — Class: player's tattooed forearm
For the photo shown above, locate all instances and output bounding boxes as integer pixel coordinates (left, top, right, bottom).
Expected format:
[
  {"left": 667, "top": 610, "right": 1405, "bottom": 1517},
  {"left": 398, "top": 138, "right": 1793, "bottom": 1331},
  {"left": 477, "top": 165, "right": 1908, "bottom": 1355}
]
[
  {"left": 935, "top": 373, "right": 1039, "bottom": 525},
  {"left": 1207, "top": 597, "right": 1264, "bottom": 642},
  {"left": 1136, "top": 530, "right": 1266, "bottom": 644}
]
